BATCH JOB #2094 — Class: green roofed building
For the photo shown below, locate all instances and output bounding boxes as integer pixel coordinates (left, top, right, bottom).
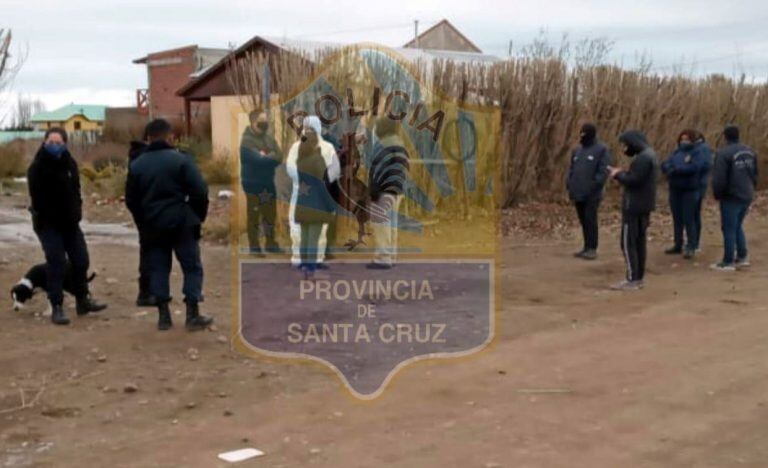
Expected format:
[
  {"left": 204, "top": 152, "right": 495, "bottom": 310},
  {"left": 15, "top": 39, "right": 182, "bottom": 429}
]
[{"left": 30, "top": 104, "right": 107, "bottom": 135}]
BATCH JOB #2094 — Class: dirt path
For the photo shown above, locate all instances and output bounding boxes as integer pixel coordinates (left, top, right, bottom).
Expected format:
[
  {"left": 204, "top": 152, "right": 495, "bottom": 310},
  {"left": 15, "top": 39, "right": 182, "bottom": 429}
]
[{"left": 2, "top": 191, "right": 768, "bottom": 467}]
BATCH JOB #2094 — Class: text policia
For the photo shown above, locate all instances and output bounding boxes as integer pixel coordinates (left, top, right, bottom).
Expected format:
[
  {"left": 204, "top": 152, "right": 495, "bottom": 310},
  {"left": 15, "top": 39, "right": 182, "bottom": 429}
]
[
  {"left": 286, "top": 88, "right": 445, "bottom": 142},
  {"left": 287, "top": 278, "right": 447, "bottom": 345}
]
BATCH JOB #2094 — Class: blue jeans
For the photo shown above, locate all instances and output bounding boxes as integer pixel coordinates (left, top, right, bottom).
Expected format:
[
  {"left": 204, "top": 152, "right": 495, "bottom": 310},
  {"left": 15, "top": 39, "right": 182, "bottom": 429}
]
[
  {"left": 669, "top": 189, "right": 698, "bottom": 251},
  {"left": 720, "top": 200, "right": 750, "bottom": 264},
  {"left": 147, "top": 226, "right": 204, "bottom": 303}
]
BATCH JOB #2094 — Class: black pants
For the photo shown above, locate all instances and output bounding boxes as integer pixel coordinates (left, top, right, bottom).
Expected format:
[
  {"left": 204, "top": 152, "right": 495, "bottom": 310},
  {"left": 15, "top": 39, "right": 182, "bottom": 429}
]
[
  {"left": 138, "top": 230, "right": 151, "bottom": 294},
  {"left": 574, "top": 198, "right": 600, "bottom": 251},
  {"left": 669, "top": 189, "right": 698, "bottom": 251},
  {"left": 620, "top": 212, "right": 649, "bottom": 282},
  {"left": 146, "top": 226, "right": 204, "bottom": 304},
  {"left": 246, "top": 193, "right": 278, "bottom": 253},
  {"left": 693, "top": 187, "right": 705, "bottom": 250},
  {"left": 35, "top": 225, "right": 89, "bottom": 305}
]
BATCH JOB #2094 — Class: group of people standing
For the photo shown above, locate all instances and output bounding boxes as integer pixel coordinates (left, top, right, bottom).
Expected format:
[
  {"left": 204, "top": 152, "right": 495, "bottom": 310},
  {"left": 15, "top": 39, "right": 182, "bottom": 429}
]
[
  {"left": 239, "top": 111, "right": 408, "bottom": 277},
  {"left": 567, "top": 123, "right": 758, "bottom": 290}
]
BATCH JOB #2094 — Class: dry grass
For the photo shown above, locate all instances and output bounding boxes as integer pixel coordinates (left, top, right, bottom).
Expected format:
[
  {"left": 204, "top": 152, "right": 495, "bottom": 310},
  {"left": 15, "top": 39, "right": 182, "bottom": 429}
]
[
  {"left": 227, "top": 43, "right": 768, "bottom": 209},
  {"left": 0, "top": 141, "right": 27, "bottom": 178}
]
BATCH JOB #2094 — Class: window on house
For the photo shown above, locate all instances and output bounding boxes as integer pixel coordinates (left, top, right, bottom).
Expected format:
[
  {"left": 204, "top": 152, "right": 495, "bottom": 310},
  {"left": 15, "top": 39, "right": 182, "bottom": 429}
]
[{"left": 74, "top": 121, "right": 81, "bottom": 130}]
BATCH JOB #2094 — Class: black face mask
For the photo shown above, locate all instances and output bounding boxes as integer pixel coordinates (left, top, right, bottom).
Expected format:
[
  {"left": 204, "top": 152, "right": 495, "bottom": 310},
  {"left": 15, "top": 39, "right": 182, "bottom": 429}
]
[
  {"left": 579, "top": 124, "right": 597, "bottom": 146},
  {"left": 256, "top": 122, "right": 269, "bottom": 132}
]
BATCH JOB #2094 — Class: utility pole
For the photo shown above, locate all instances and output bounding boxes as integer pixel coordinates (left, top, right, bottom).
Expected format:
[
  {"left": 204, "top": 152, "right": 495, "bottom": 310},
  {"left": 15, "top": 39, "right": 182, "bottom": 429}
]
[{"left": 414, "top": 20, "right": 419, "bottom": 48}]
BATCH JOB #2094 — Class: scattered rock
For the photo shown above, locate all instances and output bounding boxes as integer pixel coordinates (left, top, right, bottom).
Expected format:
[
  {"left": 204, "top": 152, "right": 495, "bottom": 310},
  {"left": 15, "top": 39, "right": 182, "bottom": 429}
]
[
  {"left": 217, "top": 335, "right": 228, "bottom": 344},
  {"left": 123, "top": 383, "right": 139, "bottom": 394},
  {"left": 185, "top": 402, "right": 197, "bottom": 409},
  {"left": 223, "top": 410, "right": 234, "bottom": 417},
  {"left": 105, "top": 277, "right": 118, "bottom": 285},
  {"left": 309, "top": 448, "right": 322, "bottom": 455},
  {"left": 96, "top": 355, "right": 107, "bottom": 363}
]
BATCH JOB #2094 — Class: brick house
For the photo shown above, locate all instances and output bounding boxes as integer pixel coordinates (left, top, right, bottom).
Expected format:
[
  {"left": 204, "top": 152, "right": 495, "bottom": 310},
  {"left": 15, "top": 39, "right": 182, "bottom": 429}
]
[{"left": 133, "top": 45, "right": 228, "bottom": 127}]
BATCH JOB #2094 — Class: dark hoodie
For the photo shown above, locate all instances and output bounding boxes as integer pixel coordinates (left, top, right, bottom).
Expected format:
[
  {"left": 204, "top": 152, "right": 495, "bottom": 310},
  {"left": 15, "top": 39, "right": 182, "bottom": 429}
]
[
  {"left": 27, "top": 145, "right": 83, "bottom": 230},
  {"left": 712, "top": 127, "right": 757, "bottom": 203},
  {"left": 615, "top": 131, "right": 659, "bottom": 215}
]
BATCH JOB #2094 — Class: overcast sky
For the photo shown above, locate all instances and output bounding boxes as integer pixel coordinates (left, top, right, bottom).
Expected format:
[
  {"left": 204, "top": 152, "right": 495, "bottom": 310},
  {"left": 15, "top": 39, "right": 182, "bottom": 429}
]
[{"left": 2, "top": 0, "right": 768, "bottom": 124}]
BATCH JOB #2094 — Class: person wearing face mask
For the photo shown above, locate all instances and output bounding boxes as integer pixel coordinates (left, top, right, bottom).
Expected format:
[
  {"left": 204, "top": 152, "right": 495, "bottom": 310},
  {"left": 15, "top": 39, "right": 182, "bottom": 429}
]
[
  {"left": 566, "top": 123, "right": 611, "bottom": 260},
  {"left": 661, "top": 129, "right": 705, "bottom": 259},
  {"left": 240, "top": 111, "right": 283, "bottom": 255},
  {"left": 286, "top": 116, "right": 341, "bottom": 267},
  {"left": 26, "top": 128, "right": 108, "bottom": 325},
  {"left": 607, "top": 130, "right": 659, "bottom": 291},
  {"left": 293, "top": 128, "right": 337, "bottom": 278}
]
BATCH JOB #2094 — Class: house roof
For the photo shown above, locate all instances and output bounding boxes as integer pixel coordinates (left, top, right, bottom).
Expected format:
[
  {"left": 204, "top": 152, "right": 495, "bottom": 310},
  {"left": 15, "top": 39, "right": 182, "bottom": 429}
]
[
  {"left": 177, "top": 35, "right": 499, "bottom": 99},
  {"left": 402, "top": 19, "right": 483, "bottom": 53},
  {"left": 30, "top": 104, "right": 107, "bottom": 123},
  {"left": 132, "top": 44, "right": 198, "bottom": 64}
]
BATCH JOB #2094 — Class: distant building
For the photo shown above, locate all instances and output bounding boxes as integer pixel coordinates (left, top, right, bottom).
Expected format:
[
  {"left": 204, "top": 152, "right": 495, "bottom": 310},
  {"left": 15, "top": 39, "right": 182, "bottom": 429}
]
[
  {"left": 30, "top": 104, "right": 106, "bottom": 134},
  {"left": 175, "top": 24, "right": 498, "bottom": 153},
  {"left": 133, "top": 45, "right": 228, "bottom": 126},
  {"left": 403, "top": 19, "right": 483, "bottom": 53}
]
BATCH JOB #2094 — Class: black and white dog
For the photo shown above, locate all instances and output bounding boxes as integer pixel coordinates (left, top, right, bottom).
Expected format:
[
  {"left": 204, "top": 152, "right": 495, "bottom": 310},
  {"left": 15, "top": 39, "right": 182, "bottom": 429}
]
[{"left": 11, "top": 261, "right": 96, "bottom": 312}]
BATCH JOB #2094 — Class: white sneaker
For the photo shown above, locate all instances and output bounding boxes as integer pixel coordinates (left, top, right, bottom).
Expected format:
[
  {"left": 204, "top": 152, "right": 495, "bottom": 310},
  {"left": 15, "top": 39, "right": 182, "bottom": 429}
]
[
  {"left": 610, "top": 280, "right": 644, "bottom": 291},
  {"left": 710, "top": 262, "right": 736, "bottom": 272},
  {"left": 735, "top": 257, "right": 751, "bottom": 268}
]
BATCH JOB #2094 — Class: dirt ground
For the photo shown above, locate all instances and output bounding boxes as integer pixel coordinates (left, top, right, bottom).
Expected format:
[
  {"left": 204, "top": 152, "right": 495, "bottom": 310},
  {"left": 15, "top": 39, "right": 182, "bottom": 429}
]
[{"left": 2, "top": 184, "right": 768, "bottom": 468}]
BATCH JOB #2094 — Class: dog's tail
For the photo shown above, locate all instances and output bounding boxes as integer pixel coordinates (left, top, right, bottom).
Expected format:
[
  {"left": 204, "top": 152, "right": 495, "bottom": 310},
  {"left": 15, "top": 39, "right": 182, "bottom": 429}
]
[{"left": 87, "top": 272, "right": 97, "bottom": 283}]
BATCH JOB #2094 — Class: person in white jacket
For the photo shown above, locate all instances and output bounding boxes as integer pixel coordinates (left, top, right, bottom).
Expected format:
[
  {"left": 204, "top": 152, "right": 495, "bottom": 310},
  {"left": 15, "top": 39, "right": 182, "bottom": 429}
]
[{"left": 286, "top": 116, "right": 341, "bottom": 266}]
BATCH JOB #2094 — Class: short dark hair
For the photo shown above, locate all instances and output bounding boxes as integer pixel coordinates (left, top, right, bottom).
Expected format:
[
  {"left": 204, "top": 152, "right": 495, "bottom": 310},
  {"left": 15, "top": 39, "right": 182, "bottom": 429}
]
[
  {"left": 144, "top": 119, "right": 173, "bottom": 141},
  {"left": 44, "top": 127, "right": 68, "bottom": 143},
  {"left": 724, "top": 125, "right": 740, "bottom": 143}
]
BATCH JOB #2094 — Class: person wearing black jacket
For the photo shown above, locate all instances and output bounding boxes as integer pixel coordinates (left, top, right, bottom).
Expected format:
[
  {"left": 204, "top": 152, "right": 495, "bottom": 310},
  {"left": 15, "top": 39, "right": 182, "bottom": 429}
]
[
  {"left": 608, "top": 130, "right": 659, "bottom": 290},
  {"left": 566, "top": 123, "right": 611, "bottom": 260},
  {"left": 710, "top": 125, "right": 757, "bottom": 271},
  {"left": 127, "top": 134, "right": 156, "bottom": 306},
  {"left": 27, "top": 128, "right": 107, "bottom": 325},
  {"left": 125, "top": 119, "right": 213, "bottom": 331}
]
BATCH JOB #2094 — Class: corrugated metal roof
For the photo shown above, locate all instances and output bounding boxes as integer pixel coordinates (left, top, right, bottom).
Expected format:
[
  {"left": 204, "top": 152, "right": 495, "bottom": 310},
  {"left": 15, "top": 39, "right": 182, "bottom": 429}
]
[{"left": 30, "top": 104, "right": 106, "bottom": 122}]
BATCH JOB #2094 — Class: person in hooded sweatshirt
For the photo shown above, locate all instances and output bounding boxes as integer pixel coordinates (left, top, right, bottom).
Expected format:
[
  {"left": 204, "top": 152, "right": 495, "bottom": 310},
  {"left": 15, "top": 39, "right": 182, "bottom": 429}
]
[
  {"left": 566, "top": 123, "right": 611, "bottom": 260},
  {"left": 286, "top": 116, "right": 341, "bottom": 267},
  {"left": 294, "top": 126, "right": 337, "bottom": 278},
  {"left": 661, "top": 129, "right": 705, "bottom": 259},
  {"left": 27, "top": 127, "right": 107, "bottom": 325},
  {"left": 607, "top": 130, "right": 659, "bottom": 290},
  {"left": 710, "top": 125, "right": 757, "bottom": 271},
  {"left": 127, "top": 128, "right": 156, "bottom": 306},
  {"left": 240, "top": 111, "right": 283, "bottom": 255},
  {"left": 125, "top": 119, "right": 213, "bottom": 331}
]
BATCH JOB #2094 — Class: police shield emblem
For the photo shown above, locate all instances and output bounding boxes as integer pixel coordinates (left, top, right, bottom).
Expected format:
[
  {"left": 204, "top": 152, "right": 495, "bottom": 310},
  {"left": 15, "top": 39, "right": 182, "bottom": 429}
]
[{"left": 232, "top": 44, "right": 499, "bottom": 399}]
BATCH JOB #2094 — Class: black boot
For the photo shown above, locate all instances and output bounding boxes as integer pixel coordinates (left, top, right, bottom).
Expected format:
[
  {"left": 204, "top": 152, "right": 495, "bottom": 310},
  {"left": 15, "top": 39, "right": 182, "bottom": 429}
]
[
  {"left": 185, "top": 301, "right": 213, "bottom": 331},
  {"left": 136, "top": 276, "right": 158, "bottom": 307},
  {"left": 157, "top": 302, "right": 172, "bottom": 331},
  {"left": 76, "top": 294, "right": 108, "bottom": 316},
  {"left": 51, "top": 303, "right": 70, "bottom": 325}
]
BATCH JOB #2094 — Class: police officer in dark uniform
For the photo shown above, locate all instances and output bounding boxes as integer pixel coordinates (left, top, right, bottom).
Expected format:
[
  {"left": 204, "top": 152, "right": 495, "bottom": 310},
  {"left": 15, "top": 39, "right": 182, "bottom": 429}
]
[
  {"left": 710, "top": 125, "right": 758, "bottom": 271},
  {"left": 27, "top": 127, "right": 107, "bottom": 325},
  {"left": 566, "top": 123, "right": 611, "bottom": 260},
  {"left": 125, "top": 119, "right": 213, "bottom": 331}
]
